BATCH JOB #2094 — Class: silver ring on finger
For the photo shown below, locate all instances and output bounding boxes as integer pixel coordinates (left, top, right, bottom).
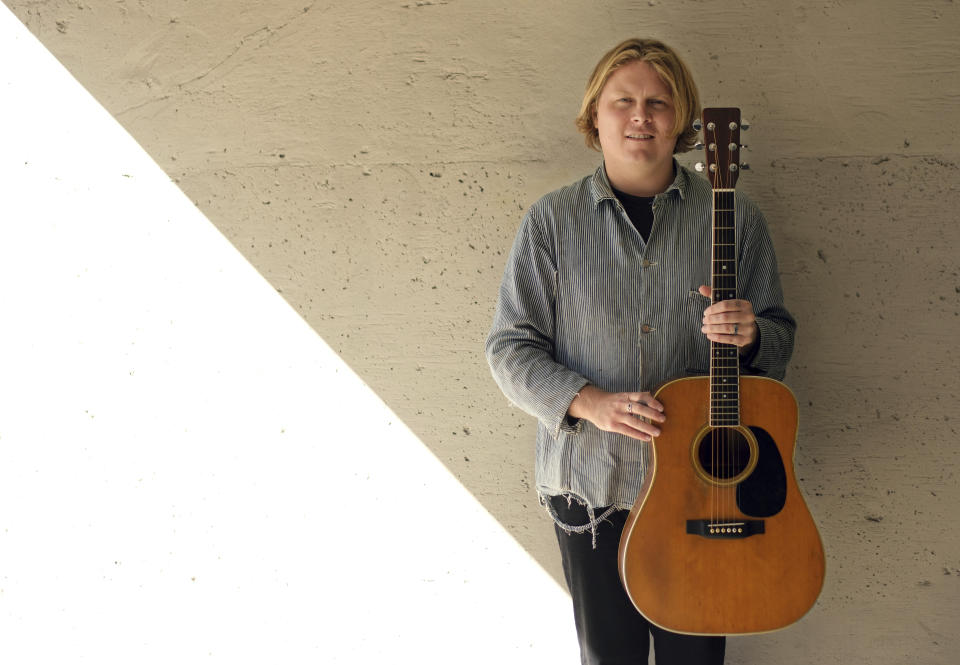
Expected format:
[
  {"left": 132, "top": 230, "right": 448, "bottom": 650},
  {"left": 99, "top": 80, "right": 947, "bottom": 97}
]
[
  {"left": 627, "top": 401, "right": 633, "bottom": 413},
  {"left": 733, "top": 323, "right": 739, "bottom": 335}
]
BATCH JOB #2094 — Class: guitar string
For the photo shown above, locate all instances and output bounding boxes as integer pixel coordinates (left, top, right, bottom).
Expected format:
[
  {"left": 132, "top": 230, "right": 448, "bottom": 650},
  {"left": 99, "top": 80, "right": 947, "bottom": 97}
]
[
  {"left": 708, "top": 123, "right": 716, "bottom": 530},
  {"left": 707, "top": 120, "right": 722, "bottom": 524},
  {"left": 707, "top": 142, "right": 712, "bottom": 527},
  {"left": 709, "top": 117, "right": 741, "bottom": 535}
]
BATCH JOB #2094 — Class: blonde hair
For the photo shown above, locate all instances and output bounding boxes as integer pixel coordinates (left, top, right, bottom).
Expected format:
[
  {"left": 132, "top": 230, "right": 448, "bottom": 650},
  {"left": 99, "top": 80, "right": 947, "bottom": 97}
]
[{"left": 575, "top": 38, "right": 701, "bottom": 154}]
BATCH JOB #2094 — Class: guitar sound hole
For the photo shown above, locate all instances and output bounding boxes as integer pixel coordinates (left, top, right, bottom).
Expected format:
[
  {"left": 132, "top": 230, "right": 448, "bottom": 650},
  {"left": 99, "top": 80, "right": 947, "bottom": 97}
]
[{"left": 697, "top": 428, "right": 753, "bottom": 481}]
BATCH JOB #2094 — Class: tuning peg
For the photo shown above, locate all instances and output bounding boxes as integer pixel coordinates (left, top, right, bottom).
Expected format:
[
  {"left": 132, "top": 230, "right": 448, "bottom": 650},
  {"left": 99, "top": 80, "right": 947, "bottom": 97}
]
[
  {"left": 693, "top": 119, "right": 703, "bottom": 131},
  {"left": 740, "top": 162, "right": 751, "bottom": 170},
  {"left": 741, "top": 121, "right": 750, "bottom": 131},
  {"left": 695, "top": 162, "right": 705, "bottom": 172},
  {"left": 694, "top": 141, "right": 705, "bottom": 150},
  {"left": 739, "top": 144, "right": 749, "bottom": 150}
]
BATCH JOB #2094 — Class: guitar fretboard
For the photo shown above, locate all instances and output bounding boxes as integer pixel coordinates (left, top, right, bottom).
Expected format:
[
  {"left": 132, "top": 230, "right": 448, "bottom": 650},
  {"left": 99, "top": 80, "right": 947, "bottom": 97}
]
[{"left": 710, "top": 189, "right": 739, "bottom": 426}]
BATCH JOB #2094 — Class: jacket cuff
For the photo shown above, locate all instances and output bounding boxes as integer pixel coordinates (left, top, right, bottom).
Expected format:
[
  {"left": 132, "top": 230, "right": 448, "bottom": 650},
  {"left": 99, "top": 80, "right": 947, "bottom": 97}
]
[
  {"left": 553, "top": 379, "right": 591, "bottom": 437},
  {"left": 745, "top": 317, "right": 777, "bottom": 375}
]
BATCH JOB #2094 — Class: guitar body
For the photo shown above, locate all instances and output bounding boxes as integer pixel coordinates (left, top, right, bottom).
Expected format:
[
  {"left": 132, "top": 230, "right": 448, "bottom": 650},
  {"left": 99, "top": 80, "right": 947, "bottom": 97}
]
[{"left": 618, "top": 375, "right": 825, "bottom": 635}]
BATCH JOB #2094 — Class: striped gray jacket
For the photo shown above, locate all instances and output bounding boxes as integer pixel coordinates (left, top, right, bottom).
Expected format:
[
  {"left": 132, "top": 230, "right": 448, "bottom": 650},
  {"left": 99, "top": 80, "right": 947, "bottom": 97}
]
[{"left": 485, "top": 161, "right": 795, "bottom": 516}]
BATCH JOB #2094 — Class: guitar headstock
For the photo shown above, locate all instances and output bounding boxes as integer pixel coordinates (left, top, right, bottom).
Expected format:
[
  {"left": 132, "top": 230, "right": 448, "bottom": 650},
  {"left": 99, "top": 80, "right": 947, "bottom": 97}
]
[{"left": 693, "top": 108, "right": 748, "bottom": 189}]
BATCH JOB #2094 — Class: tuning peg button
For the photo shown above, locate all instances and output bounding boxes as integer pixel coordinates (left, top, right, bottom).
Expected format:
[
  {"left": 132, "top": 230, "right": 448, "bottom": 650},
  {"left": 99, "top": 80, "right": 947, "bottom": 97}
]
[
  {"left": 695, "top": 162, "right": 705, "bottom": 172},
  {"left": 693, "top": 119, "right": 703, "bottom": 131},
  {"left": 740, "top": 163, "right": 751, "bottom": 170},
  {"left": 741, "top": 121, "right": 750, "bottom": 131},
  {"left": 694, "top": 141, "right": 705, "bottom": 150}
]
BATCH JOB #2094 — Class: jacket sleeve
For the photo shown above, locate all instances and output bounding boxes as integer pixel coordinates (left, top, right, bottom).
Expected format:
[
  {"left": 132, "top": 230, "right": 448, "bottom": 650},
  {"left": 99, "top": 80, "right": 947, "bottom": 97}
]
[
  {"left": 485, "top": 206, "right": 590, "bottom": 438},
  {"left": 738, "top": 202, "right": 796, "bottom": 380}
]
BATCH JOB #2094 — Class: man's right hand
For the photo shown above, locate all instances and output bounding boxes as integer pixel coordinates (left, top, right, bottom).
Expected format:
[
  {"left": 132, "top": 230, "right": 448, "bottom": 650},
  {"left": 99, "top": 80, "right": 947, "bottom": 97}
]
[{"left": 568, "top": 385, "right": 665, "bottom": 442}]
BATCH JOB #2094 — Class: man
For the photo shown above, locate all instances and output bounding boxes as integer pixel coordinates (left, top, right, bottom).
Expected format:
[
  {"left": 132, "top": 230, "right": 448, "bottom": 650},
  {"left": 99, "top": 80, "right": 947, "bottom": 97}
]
[{"left": 485, "top": 38, "right": 795, "bottom": 665}]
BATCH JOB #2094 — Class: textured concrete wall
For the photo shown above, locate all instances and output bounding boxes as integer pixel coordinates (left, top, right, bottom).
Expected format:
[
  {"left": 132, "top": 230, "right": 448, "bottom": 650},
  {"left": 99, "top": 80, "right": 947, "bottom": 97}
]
[{"left": 7, "top": 0, "right": 958, "bottom": 662}]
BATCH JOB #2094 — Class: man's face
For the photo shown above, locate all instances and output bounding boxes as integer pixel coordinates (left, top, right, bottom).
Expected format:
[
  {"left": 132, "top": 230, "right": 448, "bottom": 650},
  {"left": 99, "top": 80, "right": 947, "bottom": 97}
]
[{"left": 594, "top": 60, "right": 677, "bottom": 181}]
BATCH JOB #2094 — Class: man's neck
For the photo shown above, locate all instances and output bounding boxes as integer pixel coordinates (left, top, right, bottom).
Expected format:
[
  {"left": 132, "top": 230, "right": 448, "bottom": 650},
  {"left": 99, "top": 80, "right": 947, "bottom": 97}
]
[{"left": 605, "top": 159, "right": 675, "bottom": 197}]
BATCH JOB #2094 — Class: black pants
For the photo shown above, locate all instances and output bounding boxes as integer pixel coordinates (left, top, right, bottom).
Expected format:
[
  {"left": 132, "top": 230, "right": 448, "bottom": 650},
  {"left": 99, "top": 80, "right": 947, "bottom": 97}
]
[{"left": 551, "top": 495, "right": 725, "bottom": 665}]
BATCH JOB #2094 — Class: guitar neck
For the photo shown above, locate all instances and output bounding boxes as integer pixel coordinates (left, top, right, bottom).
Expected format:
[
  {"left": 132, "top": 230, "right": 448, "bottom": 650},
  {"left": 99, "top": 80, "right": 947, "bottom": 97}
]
[
  {"left": 698, "top": 106, "right": 745, "bottom": 427},
  {"left": 710, "top": 188, "right": 739, "bottom": 426}
]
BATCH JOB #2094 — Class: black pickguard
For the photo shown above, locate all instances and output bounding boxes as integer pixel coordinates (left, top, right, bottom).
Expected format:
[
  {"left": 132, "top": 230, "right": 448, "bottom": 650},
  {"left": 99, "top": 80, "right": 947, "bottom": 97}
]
[{"left": 737, "top": 426, "right": 787, "bottom": 517}]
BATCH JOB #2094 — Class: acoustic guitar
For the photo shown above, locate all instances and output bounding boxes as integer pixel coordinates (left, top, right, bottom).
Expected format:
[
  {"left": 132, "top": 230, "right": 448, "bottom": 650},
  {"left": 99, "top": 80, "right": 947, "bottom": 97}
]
[{"left": 617, "top": 108, "right": 825, "bottom": 635}]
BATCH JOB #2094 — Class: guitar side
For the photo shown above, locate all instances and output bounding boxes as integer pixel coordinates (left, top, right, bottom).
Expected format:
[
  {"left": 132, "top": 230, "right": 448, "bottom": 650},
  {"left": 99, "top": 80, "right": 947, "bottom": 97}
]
[{"left": 618, "top": 375, "right": 825, "bottom": 636}]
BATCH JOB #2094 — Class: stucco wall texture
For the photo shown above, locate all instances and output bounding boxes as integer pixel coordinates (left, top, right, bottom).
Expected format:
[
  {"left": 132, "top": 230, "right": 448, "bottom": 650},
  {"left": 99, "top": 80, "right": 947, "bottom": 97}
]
[{"left": 7, "top": 1, "right": 958, "bottom": 662}]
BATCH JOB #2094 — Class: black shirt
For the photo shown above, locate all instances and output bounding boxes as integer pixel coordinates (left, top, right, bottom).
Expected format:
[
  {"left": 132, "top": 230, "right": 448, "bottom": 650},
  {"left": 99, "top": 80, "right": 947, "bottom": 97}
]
[{"left": 612, "top": 187, "right": 655, "bottom": 243}]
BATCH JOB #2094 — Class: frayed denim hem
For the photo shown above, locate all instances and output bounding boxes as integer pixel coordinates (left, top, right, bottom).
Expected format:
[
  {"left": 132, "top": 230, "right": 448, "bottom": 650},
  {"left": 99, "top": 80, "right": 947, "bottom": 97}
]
[{"left": 541, "top": 492, "right": 619, "bottom": 549}]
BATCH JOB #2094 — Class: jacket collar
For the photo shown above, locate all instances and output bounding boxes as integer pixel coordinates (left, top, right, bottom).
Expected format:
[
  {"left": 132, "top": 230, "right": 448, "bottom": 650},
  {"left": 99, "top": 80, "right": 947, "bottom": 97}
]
[{"left": 590, "top": 158, "right": 689, "bottom": 205}]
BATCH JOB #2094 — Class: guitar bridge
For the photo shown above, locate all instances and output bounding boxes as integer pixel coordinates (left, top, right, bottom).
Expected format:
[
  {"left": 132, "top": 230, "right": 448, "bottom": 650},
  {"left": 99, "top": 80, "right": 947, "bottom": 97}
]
[{"left": 686, "top": 519, "right": 765, "bottom": 539}]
